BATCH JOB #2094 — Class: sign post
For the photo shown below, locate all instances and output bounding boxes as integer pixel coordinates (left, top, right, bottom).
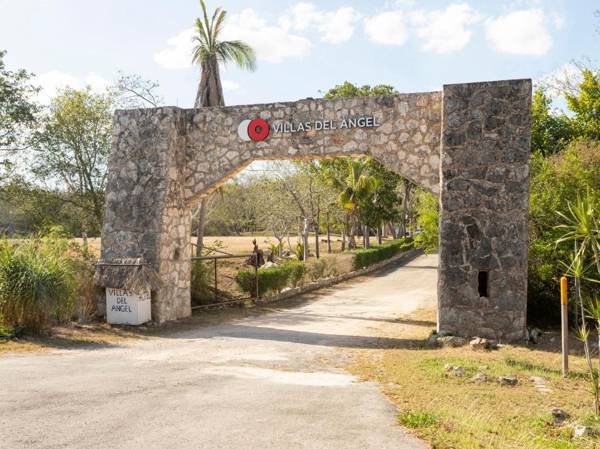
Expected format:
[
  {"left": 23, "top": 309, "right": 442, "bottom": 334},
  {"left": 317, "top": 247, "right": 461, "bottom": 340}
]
[{"left": 560, "top": 276, "right": 569, "bottom": 377}]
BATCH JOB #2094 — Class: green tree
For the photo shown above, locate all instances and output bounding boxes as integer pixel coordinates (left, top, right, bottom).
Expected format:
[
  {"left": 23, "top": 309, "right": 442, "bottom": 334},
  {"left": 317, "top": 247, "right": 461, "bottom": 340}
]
[
  {"left": 531, "top": 88, "right": 574, "bottom": 156},
  {"left": 322, "top": 158, "right": 378, "bottom": 249},
  {"left": 324, "top": 81, "right": 396, "bottom": 99},
  {"left": 566, "top": 69, "right": 600, "bottom": 141},
  {"left": 528, "top": 140, "right": 600, "bottom": 324},
  {"left": 32, "top": 88, "right": 112, "bottom": 234},
  {"left": 191, "top": 0, "right": 256, "bottom": 255},
  {"left": 0, "top": 50, "right": 38, "bottom": 152},
  {"left": 413, "top": 190, "right": 439, "bottom": 253},
  {"left": 359, "top": 158, "right": 401, "bottom": 244},
  {"left": 323, "top": 82, "right": 405, "bottom": 248}
]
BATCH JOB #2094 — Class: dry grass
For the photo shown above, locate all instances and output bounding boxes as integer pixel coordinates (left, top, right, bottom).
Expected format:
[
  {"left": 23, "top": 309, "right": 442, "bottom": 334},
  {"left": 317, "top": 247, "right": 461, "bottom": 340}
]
[
  {"left": 346, "top": 308, "right": 600, "bottom": 449},
  {"left": 202, "top": 234, "right": 386, "bottom": 255},
  {"left": 0, "top": 296, "right": 314, "bottom": 356},
  {"left": 0, "top": 322, "right": 148, "bottom": 354},
  {"left": 72, "top": 234, "right": 390, "bottom": 259}
]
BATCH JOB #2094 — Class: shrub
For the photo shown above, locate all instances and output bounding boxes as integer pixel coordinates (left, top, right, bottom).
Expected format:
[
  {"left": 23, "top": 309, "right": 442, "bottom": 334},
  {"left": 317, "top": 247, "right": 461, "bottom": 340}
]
[
  {"left": 285, "top": 260, "right": 307, "bottom": 287},
  {"left": 352, "top": 238, "right": 413, "bottom": 270},
  {"left": 235, "top": 264, "right": 292, "bottom": 298},
  {"left": 528, "top": 141, "right": 600, "bottom": 325},
  {"left": 268, "top": 242, "right": 282, "bottom": 258},
  {"left": 0, "top": 238, "right": 76, "bottom": 334},
  {"left": 295, "top": 242, "right": 305, "bottom": 261},
  {"left": 73, "top": 258, "right": 96, "bottom": 323},
  {"left": 191, "top": 261, "right": 213, "bottom": 305},
  {"left": 306, "top": 257, "right": 338, "bottom": 281}
]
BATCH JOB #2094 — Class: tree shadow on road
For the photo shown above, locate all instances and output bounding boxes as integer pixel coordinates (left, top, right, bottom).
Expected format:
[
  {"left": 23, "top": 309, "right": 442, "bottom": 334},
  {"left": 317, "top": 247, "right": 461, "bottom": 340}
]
[{"left": 193, "top": 324, "right": 432, "bottom": 350}]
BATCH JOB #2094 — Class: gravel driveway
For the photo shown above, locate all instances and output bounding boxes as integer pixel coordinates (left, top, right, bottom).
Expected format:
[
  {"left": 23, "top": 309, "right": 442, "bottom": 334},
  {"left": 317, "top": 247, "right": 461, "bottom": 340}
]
[{"left": 0, "top": 254, "right": 437, "bottom": 449}]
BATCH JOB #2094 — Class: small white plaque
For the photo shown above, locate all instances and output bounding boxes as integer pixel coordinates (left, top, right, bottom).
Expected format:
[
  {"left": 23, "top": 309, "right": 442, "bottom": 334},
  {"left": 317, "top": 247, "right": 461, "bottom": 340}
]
[{"left": 106, "top": 288, "right": 151, "bottom": 325}]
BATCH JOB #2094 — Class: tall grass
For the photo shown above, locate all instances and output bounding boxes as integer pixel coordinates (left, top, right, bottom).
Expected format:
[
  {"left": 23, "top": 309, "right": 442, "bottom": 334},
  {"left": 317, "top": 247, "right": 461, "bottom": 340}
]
[{"left": 0, "top": 235, "right": 80, "bottom": 334}]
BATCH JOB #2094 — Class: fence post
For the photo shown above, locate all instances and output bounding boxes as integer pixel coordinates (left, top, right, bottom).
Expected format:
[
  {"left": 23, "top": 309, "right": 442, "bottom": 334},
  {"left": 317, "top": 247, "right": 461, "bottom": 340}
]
[
  {"left": 254, "top": 262, "right": 258, "bottom": 299},
  {"left": 214, "top": 258, "right": 218, "bottom": 302},
  {"left": 560, "top": 275, "right": 569, "bottom": 377}
]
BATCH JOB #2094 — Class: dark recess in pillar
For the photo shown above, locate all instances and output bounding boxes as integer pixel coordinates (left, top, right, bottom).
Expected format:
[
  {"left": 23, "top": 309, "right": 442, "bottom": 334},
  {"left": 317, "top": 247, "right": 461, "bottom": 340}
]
[{"left": 478, "top": 271, "right": 489, "bottom": 298}]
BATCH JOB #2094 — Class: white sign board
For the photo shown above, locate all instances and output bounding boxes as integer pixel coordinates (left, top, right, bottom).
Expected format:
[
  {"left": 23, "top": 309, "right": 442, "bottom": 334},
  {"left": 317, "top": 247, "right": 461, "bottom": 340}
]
[{"left": 106, "top": 288, "right": 151, "bottom": 325}]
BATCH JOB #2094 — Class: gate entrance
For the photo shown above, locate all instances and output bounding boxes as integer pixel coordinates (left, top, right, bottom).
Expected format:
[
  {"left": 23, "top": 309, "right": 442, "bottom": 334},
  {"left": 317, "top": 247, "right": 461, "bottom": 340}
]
[{"left": 96, "top": 79, "right": 531, "bottom": 341}]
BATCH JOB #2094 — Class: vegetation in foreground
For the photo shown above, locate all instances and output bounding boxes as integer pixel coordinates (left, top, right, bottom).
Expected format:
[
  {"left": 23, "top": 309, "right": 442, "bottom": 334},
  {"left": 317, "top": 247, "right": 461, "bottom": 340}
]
[
  {"left": 0, "top": 228, "right": 96, "bottom": 334},
  {"left": 348, "top": 316, "right": 600, "bottom": 449}
]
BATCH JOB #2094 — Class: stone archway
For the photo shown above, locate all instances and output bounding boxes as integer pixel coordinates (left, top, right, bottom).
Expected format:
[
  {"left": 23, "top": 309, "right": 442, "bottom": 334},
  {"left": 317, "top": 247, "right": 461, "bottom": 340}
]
[{"left": 97, "top": 79, "right": 531, "bottom": 341}]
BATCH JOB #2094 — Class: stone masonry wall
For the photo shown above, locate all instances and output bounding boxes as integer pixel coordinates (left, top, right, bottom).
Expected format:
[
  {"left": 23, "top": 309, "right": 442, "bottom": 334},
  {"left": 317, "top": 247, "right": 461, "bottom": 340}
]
[
  {"left": 182, "top": 92, "right": 442, "bottom": 204},
  {"left": 100, "top": 92, "right": 442, "bottom": 323},
  {"left": 438, "top": 80, "right": 531, "bottom": 341},
  {"left": 98, "top": 80, "right": 531, "bottom": 338}
]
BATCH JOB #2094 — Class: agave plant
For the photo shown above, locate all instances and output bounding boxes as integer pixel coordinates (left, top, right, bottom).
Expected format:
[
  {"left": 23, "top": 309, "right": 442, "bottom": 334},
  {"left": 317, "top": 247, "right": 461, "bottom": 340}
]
[
  {"left": 556, "top": 190, "right": 600, "bottom": 276},
  {"left": 556, "top": 192, "right": 600, "bottom": 414}
]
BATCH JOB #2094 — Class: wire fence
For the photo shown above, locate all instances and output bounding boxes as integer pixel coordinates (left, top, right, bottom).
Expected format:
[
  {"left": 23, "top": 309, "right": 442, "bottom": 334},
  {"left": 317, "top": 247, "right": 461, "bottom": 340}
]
[{"left": 190, "top": 244, "right": 260, "bottom": 310}]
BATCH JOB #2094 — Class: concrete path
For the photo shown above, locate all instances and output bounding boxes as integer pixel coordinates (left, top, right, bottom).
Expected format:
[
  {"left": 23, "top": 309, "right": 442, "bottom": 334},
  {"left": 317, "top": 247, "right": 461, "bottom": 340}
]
[{"left": 0, "top": 254, "right": 438, "bottom": 449}]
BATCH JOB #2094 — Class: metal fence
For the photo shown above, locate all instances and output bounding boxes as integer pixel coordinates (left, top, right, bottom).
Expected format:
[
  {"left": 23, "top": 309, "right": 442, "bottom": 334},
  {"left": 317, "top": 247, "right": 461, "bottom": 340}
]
[{"left": 190, "top": 246, "right": 259, "bottom": 310}]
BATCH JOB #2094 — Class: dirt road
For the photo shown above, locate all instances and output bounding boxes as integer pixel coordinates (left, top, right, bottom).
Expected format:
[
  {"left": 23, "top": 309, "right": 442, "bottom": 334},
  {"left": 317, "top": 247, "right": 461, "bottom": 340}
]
[{"left": 0, "top": 254, "right": 438, "bottom": 449}]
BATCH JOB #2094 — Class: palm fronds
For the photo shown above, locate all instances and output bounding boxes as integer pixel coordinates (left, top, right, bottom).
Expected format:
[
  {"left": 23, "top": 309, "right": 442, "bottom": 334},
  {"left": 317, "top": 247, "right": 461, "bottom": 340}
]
[{"left": 192, "top": 1, "right": 256, "bottom": 70}]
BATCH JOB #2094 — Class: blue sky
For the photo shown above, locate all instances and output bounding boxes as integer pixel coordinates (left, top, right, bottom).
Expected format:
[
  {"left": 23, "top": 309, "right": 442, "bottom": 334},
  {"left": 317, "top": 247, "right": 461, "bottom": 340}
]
[{"left": 1, "top": 0, "right": 598, "bottom": 107}]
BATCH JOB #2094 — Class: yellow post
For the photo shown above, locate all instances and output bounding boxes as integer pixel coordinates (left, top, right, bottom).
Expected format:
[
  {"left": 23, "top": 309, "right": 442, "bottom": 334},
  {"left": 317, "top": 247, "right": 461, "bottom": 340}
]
[{"left": 560, "top": 276, "right": 569, "bottom": 377}]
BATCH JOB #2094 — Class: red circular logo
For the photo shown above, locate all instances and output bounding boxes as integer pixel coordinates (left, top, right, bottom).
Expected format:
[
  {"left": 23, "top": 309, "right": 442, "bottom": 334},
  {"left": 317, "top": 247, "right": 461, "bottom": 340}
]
[{"left": 247, "top": 118, "right": 270, "bottom": 141}]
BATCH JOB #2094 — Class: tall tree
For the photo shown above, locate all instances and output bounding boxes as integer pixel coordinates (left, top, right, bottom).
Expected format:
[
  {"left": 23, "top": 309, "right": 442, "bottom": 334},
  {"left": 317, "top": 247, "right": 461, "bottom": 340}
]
[
  {"left": 32, "top": 88, "right": 112, "bottom": 234},
  {"left": 111, "top": 72, "right": 164, "bottom": 109},
  {"left": 360, "top": 158, "right": 402, "bottom": 244},
  {"left": 323, "top": 81, "right": 396, "bottom": 99},
  {"left": 531, "top": 88, "right": 574, "bottom": 156},
  {"left": 191, "top": 0, "right": 256, "bottom": 255},
  {"left": 0, "top": 50, "right": 39, "bottom": 182},
  {"left": 323, "top": 82, "right": 405, "bottom": 247},
  {"left": 0, "top": 50, "right": 38, "bottom": 152},
  {"left": 320, "top": 158, "right": 378, "bottom": 249},
  {"left": 566, "top": 69, "right": 600, "bottom": 141}
]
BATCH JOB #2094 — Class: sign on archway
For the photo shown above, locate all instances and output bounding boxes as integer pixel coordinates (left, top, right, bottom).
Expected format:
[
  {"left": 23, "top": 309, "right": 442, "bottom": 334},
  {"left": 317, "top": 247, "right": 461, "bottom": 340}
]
[{"left": 95, "top": 79, "right": 531, "bottom": 341}]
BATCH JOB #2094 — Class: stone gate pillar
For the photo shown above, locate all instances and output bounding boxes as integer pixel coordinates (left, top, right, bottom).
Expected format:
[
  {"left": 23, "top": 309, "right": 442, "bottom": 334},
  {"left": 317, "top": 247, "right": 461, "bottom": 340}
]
[
  {"left": 438, "top": 80, "right": 531, "bottom": 341},
  {"left": 98, "top": 108, "right": 191, "bottom": 323}
]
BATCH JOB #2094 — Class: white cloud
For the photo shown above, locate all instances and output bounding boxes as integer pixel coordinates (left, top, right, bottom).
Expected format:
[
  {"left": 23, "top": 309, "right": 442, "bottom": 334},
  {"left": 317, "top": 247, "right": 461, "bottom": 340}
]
[
  {"left": 364, "top": 11, "right": 408, "bottom": 46},
  {"left": 154, "top": 8, "right": 312, "bottom": 69},
  {"left": 551, "top": 12, "right": 565, "bottom": 30},
  {"left": 36, "top": 70, "right": 110, "bottom": 104},
  {"left": 153, "top": 28, "right": 195, "bottom": 70},
  {"left": 222, "top": 80, "right": 240, "bottom": 91},
  {"left": 285, "top": 3, "right": 361, "bottom": 44},
  {"left": 485, "top": 9, "right": 553, "bottom": 56},
  {"left": 222, "top": 9, "right": 311, "bottom": 63},
  {"left": 394, "top": 0, "right": 416, "bottom": 6},
  {"left": 411, "top": 3, "right": 481, "bottom": 53}
]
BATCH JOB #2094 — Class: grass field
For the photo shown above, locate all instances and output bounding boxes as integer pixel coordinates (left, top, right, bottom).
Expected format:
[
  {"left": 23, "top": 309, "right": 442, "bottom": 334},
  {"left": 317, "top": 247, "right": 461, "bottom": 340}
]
[
  {"left": 347, "top": 308, "right": 600, "bottom": 449},
  {"left": 77, "top": 233, "right": 386, "bottom": 258}
]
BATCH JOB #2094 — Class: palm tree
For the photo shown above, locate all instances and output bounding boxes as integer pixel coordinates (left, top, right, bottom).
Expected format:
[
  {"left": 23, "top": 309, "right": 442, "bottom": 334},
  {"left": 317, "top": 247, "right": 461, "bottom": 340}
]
[
  {"left": 192, "top": 1, "right": 256, "bottom": 108},
  {"left": 191, "top": 0, "right": 256, "bottom": 255},
  {"left": 338, "top": 158, "right": 379, "bottom": 249}
]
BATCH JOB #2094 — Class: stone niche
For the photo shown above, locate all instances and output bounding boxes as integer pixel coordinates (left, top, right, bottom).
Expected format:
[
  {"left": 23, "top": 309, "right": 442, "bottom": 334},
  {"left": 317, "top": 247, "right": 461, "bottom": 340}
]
[{"left": 96, "top": 79, "right": 531, "bottom": 341}]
